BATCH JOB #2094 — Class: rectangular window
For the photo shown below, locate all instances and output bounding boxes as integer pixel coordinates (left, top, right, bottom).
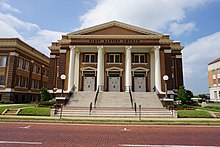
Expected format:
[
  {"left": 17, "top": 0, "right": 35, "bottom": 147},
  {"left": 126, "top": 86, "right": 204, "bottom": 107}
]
[
  {"left": 214, "top": 91, "right": 218, "bottom": 98},
  {"left": 31, "top": 80, "right": 35, "bottom": 89},
  {"left": 0, "top": 56, "right": 7, "bottom": 67},
  {"left": 218, "top": 69, "right": 220, "bottom": 74},
  {"left": 84, "top": 54, "right": 96, "bottom": 63},
  {"left": 108, "top": 54, "right": 120, "bottom": 63},
  {"left": 133, "top": 54, "right": 145, "bottom": 63},
  {"left": 35, "top": 80, "right": 39, "bottom": 89},
  {"left": 24, "top": 61, "right": 29, "bottom": 71},
  {"left": 23, "top": 77, "right": 28, "bottom": 88},
  {"left": 218, "top": 78, "right": 220, "bottom": 84},
  {"left": 43, "top": 70, "right": 47, "bottom": 76},
  {"left": 16, "top": 76, "right": 21, "bottom": 87},
  {"left": 213, "top": 79, "right": 217, "bottom": 85},
  {"left": 18, "top": 58, "right": 23, "bottom": 69},
  {"left": 0, "top": 75, "right": 5, "bottom": 85},
  {"left": 38, "top": 67, "right": 41, "bottom": 74},
  {"left": 33, "top": 65, "right": 36, "bottom": 73}
]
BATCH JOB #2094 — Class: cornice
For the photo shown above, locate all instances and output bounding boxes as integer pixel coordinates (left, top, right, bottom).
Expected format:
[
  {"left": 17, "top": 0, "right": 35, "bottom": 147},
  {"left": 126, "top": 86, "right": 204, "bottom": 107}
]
[
  {"left": 0, "top": 40, "right": 49, "bottom": 64},
  {"left": 170, "top": 45, "right": 184, "bottom": 50},
  {"left": 67, "top": 35, "right": 162, "bottom": 39},
  {"left": 159, "top": 39, "right": 173, "bottom": 44}
]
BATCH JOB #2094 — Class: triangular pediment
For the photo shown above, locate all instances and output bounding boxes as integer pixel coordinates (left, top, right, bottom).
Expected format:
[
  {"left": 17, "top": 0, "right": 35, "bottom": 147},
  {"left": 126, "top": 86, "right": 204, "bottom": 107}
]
[
  {"left": 105, "top": 66, "right": 124, "bottom": 71},
  {"left": 68, "top": 21, "right": 162, "bottom": 36},
  {"left": 80, "top": 66, "right": 97, "bottom": 71}
]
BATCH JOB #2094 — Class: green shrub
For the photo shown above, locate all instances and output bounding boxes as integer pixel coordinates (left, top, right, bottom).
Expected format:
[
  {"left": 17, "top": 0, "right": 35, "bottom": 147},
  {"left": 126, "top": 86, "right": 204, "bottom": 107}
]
[
  {"left": 178, "top": 110, "right": 213, "bottom": 118},
  {"left": 38, "top": 100, "right": 56, "bottom": 107},
  {"left": 0, "top": 100, "right": 14, "bottom": 104},
  {"left": 40, "top": 87, "right": 52, "bottom": 101}
]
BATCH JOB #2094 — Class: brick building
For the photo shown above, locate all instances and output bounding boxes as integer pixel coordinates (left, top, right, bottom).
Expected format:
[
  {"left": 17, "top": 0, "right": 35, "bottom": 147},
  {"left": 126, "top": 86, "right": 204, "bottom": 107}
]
[
  {"left": 48, "top": 21, "right": 184, "bottom": 96},
  {"left": 0, "top": 38, "right": 49, "bottom": 103}
]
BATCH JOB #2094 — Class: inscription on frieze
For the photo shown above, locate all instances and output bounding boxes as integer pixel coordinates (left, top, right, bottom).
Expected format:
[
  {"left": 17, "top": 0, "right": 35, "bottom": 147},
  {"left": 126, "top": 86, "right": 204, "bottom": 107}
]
[{"left": 89, "top": 39, "right": 140, "bottom": 43}]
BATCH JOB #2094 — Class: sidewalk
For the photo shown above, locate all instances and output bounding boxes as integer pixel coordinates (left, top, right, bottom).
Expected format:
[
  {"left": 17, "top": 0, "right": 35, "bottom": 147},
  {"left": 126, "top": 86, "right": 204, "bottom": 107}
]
[{"left": 1, "top": 115, "right": 220, "bottom": 126}]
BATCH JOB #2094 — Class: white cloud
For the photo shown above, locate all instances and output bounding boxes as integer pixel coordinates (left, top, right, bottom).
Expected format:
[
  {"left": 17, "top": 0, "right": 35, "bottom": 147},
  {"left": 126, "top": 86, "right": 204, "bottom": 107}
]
[
  {"left": 0, "top": 3, "right": 64, "bottom": 56},
  {"left": 80, "top": 0, "right": 210, "bottom": 35},
  {"left": 169, "top": 22, "right": 196, "bottom": 36},
  {"left": 183, "top": 32, "right": 220, "bottom": 94},
  {"left": 26, "top": 30, "right": 64, "bottom": 56},
  {"left": 0, "top": 2, "right": 21, "bottom": 13}
]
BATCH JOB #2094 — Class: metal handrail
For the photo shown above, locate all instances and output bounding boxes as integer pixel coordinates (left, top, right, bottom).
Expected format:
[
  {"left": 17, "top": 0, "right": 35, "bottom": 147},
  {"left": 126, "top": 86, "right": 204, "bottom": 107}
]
[
  {"left": 134, "top": 102, "right": 137, "bottom": 115},
  {"left": 153, "top": 86, "right": 160, "bottom": 95},
  {"left": 128, "top": 86, "right": 133, "bottom": 109},
  {"left": 89, "top": 102, "right": 92, "bottom": 115},
  {"left": 65, "top": 85, "right": 76, "bottom": 105},
  {"left": 94, "top": 86, "right": 100, "bottom": 108}
]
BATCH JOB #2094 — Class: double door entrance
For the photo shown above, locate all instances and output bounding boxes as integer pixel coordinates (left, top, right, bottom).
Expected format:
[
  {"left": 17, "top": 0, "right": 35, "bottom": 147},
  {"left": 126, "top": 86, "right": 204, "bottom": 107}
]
[
  {"left": 108, "top": 73, "right": 120, "bottom": 92},
  {"left": 134, "top": 72, "right": 146, "bottom": 92},
  {"left": 83, "top": 74, "right": 95, "bottom": 91}
]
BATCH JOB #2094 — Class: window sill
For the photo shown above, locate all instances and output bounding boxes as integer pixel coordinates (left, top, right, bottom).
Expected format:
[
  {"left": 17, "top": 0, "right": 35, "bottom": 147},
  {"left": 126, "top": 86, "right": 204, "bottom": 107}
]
[
  {"left": 82, "top": 62, "right": 97, "bottom": 65},
  {"left": 132, "top": 63, "right": 148, "bottom": 65},
  {"left": 107, "top": 63, "right": 122, "bottom": 65}
]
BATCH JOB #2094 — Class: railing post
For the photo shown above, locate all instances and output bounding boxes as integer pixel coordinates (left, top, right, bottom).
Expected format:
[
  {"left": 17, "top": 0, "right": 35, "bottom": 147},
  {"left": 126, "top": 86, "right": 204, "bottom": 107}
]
[
  {"left": 89, "top": 102, "right": 93, "bottom": 115},
  {"left": 134, "top": 103, "right": 137, "bottom": 115},
  {"left": 139, "top": 105, "right": 141, "bottom": 121},
  {"left": 60, "top": 104, "right": 63, "bottom": 119}
]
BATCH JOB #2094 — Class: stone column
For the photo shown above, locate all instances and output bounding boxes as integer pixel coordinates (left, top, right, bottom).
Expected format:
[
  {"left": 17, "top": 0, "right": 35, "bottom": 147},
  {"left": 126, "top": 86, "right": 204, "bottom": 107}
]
[
  {"left": 68, "top": 46, "right": 75, "bottom": 91},
  {"left": 125, "top": 46, "right": 132, "bottom": 92},
  {"left": 154, "top": 46, "right": 161, "bottom": 92},
  {"left": 97, "top": 46, "right": 104, "bottom": 91},
  {"left": 74, "top": 50, "right": 80, "bottom": 91},
  {"left": 150, "top": 50, "right": 155, "bottom": 91}
]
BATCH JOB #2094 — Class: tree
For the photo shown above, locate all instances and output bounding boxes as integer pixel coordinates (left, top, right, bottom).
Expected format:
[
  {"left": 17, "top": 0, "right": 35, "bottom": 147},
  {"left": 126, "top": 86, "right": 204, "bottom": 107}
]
[
  {"left": 198, "top": 94, "right": 208, "bottom": 102},
  {"left": 40, "top": 87, "right": 52, "bottom": 101},
  {"left": 176, "top": 86, "right": 193, "bottom": 105}
]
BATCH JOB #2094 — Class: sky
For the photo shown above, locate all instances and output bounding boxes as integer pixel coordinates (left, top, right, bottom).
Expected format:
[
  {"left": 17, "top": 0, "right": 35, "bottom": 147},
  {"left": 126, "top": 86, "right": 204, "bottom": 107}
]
[{"left": 0, "top": 0, "right": 220, "bottom": 95}]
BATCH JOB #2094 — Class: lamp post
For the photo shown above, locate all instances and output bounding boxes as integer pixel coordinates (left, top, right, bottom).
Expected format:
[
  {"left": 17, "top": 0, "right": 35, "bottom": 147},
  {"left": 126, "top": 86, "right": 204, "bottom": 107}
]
[
  {"left": 60, "top": 74, "right": 66, "bottom": 97},
  {"left": 163, "top": 75, "right": 169, "bottom": 98}
]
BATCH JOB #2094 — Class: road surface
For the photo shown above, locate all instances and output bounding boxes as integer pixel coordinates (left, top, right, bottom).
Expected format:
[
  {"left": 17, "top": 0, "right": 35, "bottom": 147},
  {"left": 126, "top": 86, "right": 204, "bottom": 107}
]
[{"left": 0, "top": 122, "right": 220, "bottom": 146}]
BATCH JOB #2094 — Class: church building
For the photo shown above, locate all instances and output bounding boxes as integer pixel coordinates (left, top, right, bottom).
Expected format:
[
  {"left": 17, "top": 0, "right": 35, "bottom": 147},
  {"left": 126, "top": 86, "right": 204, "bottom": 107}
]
[{"left": 48, "top": 21, "right": 184, "bottom": 96}]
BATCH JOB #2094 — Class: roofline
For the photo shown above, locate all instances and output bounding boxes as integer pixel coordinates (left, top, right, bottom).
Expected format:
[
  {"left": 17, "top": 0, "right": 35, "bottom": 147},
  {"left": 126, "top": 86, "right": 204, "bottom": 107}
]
[{"left": 67, "top": 20, "right": 163, "bottom": 36}]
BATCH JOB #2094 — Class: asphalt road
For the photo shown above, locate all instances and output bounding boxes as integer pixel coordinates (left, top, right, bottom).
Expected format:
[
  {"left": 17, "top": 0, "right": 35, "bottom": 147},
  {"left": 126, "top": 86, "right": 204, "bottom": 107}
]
[{"left": 0, "top": 122, "right": 220, "bottom": 147}]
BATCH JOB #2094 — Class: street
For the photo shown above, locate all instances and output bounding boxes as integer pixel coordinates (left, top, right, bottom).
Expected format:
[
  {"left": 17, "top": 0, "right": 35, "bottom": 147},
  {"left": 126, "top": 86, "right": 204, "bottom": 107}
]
[{"left": 0, "top": 122, "right": 220, "bottom": 146}]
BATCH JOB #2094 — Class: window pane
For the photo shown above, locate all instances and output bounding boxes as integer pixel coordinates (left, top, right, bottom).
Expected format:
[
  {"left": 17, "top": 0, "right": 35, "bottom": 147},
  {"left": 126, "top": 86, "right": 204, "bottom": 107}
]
[
  {"left": 134, "top": 55, "right": 139, "bottom": 63},
  {"left": 140, "top": 55, "right": 145, "bottom": 63},
  {"left": 115, "top": 55, "right": 120, "bottom": 63},
  {"left": 0, "top": 75, "right": 5, "bottom": 85},
  {"left": 212, "top": 70, "right": 216, "bottom": 75},
  {"left": 16, "top": 77, "right": 21, "bottom": 87},
  {"left": 32, "top": 80, "right": 35, "bottom": 88},
  {"left": 0, "top": 56, "right": 7, "bottom": 67},
  {"left": 219, "top": 78, "right": 220, "bottom": 84},
  {"left": 84, "top": 55, "right": 90, "bottom": 62},
  {"left": 33, "top": 65, "right": 36, "bottom": 73},
  {"left": 214, "top": 79, "right": 216, "bottom": 84},
  {"left": 18, "top": 58, "right": 23, "bottom": 69},
  {"left": 109, "top": 55, "right": 114, "bottom": 62},
  {"left": 25, "top": 61, "right": 29, "bottom": 71},
  {"left": 91, "top": 55, "right": 95, "bottom": 62}
]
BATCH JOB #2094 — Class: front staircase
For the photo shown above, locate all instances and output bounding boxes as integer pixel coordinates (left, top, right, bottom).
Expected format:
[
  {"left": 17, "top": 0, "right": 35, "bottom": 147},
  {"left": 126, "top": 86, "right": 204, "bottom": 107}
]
[{"left": 56, "top": 91, "right": 173, "bottom": 118}]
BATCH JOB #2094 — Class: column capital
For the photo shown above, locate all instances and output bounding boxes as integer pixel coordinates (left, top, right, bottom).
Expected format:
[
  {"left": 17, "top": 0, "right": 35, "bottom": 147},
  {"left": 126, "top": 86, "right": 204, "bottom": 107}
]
[
  {"left": 154, "top": 46, "right": 160, "bottom": 50},
  {"left": 69, "top": 45, "right": 76, "bottom": 50},
  {"left": 97, "top": 45, "right": 103, "bottom": 50},
  {"left": 125, "top": 45, "right": 132, "bottom": 50}
]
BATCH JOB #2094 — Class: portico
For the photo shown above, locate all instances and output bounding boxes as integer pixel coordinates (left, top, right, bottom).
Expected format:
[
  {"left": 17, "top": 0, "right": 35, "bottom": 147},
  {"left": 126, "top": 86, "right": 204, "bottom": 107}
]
[{"left": 48, "top": 21, "right": 184, "bottom": 95}]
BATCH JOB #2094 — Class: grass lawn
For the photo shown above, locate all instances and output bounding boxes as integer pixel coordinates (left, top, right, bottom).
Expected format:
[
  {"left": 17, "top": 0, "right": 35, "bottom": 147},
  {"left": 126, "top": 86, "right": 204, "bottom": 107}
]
[
  {"left": 0, "top": 104, "right": 37, "bottom": 114},
  {"left": 196, "top": 106, "right": 220, "bottom": 112},
  {"left": 19, "top": 107, "right": 51, "bottom": 116},
  {"left": 178, "top": 110, "right": 213, "bottom": 118}
]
